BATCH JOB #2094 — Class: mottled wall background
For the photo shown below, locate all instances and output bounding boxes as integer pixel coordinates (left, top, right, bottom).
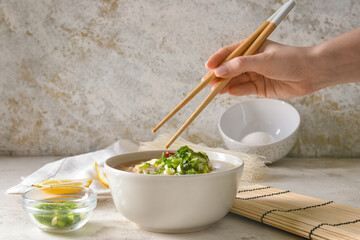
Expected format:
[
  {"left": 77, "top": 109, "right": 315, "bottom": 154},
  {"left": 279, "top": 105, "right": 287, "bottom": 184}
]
[{"left": 1, "top": 0, "right": 359, "bottom": 157}]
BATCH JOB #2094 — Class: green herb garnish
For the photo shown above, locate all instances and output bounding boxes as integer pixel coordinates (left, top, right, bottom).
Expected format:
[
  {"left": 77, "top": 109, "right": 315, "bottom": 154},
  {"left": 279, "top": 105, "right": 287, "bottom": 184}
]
[
  {"left": 33, "top": 201, "right": 87, "bottom": 228},
  {"left": 134, "top": 145, "right": 212, "bottom": 175}
]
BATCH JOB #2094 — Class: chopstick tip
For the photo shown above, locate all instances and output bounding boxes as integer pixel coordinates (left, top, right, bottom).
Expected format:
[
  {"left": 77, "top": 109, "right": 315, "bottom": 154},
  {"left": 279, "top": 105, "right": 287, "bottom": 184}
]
[{"left": 152, "top": 125, "right": 160, "bottom": 133}]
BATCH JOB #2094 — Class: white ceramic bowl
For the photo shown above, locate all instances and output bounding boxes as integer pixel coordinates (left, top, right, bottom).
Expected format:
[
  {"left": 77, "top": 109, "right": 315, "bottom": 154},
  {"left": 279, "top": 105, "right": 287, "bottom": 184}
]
[
  {"left": 105, "top": 150, "right": 244, "bottom": 233},
  {"left": 218, "top": 99, "right": 300, "bottom": 163}
]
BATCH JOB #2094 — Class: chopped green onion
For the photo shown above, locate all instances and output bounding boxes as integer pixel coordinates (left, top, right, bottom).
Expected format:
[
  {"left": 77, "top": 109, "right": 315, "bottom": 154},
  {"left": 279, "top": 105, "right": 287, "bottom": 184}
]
[{"left": 134, "top": 146, "right": 212, "bottom": 175}]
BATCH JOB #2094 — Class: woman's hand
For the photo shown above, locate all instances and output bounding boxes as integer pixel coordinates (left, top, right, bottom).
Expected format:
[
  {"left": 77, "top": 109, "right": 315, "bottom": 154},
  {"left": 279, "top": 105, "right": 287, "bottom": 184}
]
[
  {"left": 205, "top": 40, "right": 317, "bottom": 98},
  {"left": 205, "top": 27, "right": 360, "bottom": 98}
]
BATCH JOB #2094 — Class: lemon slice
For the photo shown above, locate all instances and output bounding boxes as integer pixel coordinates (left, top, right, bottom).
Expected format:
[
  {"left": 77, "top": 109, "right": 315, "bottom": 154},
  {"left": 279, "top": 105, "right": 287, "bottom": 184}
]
[
  {"left": 33, "top": 178, "right": 92, "bottom": 194},
  {"left": 95, "top": 162, "right": 109, "bottom": 187}
]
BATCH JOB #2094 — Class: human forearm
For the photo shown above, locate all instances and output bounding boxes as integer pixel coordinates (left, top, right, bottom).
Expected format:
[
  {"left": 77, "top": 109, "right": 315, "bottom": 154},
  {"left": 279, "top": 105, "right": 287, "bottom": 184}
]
[{"left": 309, "top": 27, "right": 360, "bottom": 91}]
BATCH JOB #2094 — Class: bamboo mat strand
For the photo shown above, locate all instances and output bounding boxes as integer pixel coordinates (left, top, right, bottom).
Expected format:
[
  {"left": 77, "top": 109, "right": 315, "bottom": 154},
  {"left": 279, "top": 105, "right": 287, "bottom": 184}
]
[{"left": 231, "top": 185, "right": 360, "bottom": 240}]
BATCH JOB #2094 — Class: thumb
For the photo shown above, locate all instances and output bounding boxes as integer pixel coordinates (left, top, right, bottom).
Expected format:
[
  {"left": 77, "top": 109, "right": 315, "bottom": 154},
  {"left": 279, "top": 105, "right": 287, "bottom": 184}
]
[{"left": 213, "top": 53, "right": 270, "bottom": 78}]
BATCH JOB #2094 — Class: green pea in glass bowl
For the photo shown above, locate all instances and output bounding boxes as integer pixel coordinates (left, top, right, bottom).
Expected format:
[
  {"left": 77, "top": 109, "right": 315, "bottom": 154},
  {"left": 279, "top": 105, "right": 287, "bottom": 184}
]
[{"left": 22, "top": 186, "right": 97, "bottom": 233}]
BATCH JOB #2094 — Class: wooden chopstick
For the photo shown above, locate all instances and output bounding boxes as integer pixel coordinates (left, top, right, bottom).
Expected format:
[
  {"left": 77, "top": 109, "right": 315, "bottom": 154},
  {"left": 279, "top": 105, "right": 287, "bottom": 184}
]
[
  {"left": 163, "top": 0, "right": 296, "bottom": 149},
  {"left": 152, "top": 4, "right": 288, "bottom": 134},
  {"left": 152, "top": 22, "right": 272, "bottom": 134}
]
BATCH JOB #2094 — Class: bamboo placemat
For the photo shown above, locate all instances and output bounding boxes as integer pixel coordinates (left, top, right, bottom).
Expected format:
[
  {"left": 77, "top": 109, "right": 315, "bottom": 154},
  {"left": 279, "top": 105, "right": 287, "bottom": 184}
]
[{"left": 231, "top": 185, "right": 360, "bottom": 240}]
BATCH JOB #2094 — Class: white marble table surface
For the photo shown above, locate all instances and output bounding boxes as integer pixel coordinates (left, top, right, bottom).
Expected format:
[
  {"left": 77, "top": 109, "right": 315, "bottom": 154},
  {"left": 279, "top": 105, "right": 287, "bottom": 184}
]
[{"left": 1, "top": 156, "right": 359, "bottom": 240}]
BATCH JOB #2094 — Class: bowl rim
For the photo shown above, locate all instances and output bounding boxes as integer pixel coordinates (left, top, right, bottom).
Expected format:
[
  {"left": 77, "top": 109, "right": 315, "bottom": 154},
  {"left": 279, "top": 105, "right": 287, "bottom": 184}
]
[
  {"left": 105, "top": 150, "right": 244, "bottom": 178},
  {"left": 218, "top": 98, "right": 301, "bottom": 147}
]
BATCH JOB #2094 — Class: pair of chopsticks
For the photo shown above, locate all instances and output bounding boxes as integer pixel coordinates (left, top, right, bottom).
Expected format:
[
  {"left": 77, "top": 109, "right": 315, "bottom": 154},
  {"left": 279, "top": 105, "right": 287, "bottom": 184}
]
[{"left": 153, "top": 0, "right": 296, "bottom": 149}]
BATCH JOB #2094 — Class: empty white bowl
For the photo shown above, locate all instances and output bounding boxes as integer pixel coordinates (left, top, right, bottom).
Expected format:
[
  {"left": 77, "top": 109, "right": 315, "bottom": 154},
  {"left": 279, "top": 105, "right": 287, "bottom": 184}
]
[
  {"left": 105, "top": 150, "right": 244, "bottom": 233},
  {"left": 218, "top": 98, "right": 300, "bottom": 163}
]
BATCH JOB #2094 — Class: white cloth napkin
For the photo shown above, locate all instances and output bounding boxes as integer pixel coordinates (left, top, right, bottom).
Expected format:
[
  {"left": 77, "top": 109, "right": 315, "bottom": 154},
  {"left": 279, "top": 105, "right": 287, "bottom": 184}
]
[
  {"left": 6, "top": 139, "right": 138, "bottom": 195},
  {"left": 6, "top": 134, "right": 266, "bottom": 196}
]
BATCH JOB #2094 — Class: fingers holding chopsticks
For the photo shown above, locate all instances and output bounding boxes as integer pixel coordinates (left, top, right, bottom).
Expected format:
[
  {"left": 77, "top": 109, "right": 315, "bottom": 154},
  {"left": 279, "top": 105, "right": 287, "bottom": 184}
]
[
  {"left": 211, "top": 73, "right": 259, "bottom": 95},
  {"left": 205, "top": 41, "right": 245, "bottom": 69},
  {"left": 202, "top": 40, "right": 246, "bottom": 86},
  {"left": 205, "top": 40, "right": 276, "bottom": 79},
  {"left": 213, "top": 54, "right": 271, "bottom": 79},
  {"left": 201, "top": 71, "right": 221, "bottom": 85}
]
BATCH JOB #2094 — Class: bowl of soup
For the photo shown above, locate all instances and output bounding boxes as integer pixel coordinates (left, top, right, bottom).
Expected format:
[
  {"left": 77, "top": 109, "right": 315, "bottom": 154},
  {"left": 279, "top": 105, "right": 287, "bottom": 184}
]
[{"left": 105, "top": 147, "right": 244, "bottom": 233}]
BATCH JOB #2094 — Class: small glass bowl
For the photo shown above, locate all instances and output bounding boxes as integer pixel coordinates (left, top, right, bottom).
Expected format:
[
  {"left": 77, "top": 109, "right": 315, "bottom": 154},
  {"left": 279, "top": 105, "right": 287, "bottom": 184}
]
[{"left": 23, "top": 186, "right": 97, "bottom": 233}]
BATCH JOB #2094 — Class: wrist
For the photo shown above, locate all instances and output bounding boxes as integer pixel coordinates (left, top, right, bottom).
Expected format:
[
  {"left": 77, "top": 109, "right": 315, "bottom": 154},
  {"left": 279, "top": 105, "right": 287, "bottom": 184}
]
[{"left": 306, "top": 44, "right": 333, "bottom": 92}]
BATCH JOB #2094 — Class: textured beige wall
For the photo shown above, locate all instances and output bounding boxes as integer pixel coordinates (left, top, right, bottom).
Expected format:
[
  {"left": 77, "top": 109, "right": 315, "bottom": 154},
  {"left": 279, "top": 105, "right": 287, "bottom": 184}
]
[{"left": 1, "top": 0, "right": 359, "bottom": 157}]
